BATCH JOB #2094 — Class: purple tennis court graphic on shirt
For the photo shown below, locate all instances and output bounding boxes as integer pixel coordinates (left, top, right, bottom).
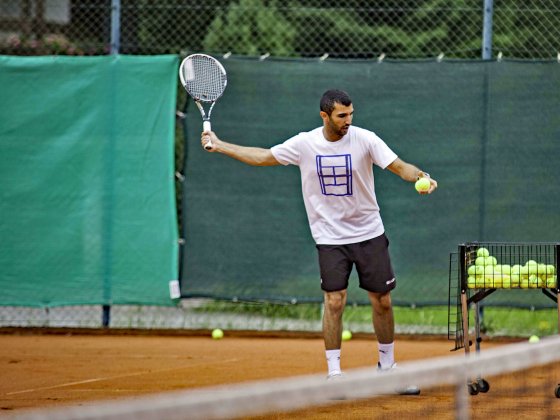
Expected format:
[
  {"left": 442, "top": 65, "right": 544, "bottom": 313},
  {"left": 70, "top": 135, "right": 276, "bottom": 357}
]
[{"left": 316, "top": 154, "right": 353, "bottom": 196}]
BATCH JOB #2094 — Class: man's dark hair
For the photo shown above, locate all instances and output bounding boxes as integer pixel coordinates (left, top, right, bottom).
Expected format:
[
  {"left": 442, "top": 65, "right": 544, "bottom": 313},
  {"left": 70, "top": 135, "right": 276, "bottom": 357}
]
[{"left": 320, "top": 89, "right": 352, "bottom": 115}]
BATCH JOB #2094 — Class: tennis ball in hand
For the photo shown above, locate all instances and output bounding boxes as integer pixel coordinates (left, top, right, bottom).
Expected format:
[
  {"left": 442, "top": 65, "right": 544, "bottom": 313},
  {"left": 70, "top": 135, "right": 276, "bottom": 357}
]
[
  {"left": 211, "top": 328, "right": 224, "bottom": 340},
  {"left": 341, "top": 330, "right": 352, "bottom": 341},
  {"left": 415, "top": 177, "right": 430, "bottom": 192}
]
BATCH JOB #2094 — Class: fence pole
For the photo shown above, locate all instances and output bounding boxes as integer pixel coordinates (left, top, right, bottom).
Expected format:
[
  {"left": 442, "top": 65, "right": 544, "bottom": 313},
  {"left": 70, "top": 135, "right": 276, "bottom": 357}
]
[
  {"left": 482, "top": 0, "right": 494, "bottom": 59},
  {"left": 104, "top": 0, "right": 121, "bottom": 327},
  {"left": 110, "top": 0, "right": 121, "bottom": 54},
  {"left": 478, "top": 0, "right": 494, "bottom": 240}
]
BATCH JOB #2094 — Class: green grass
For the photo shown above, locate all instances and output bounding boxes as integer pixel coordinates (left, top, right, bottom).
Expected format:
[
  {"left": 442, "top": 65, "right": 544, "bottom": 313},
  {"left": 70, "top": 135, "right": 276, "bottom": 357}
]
[{"left": 193, "top": 300, "right": 558, "bottom": 337}]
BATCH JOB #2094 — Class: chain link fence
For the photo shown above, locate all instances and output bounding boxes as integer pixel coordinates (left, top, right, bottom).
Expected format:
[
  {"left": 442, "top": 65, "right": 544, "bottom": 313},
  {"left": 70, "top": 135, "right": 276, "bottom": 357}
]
[
  {"left": 2, "top": 0, "right": 559, "bottom": 333},
  {"left": 0, "top": 0, "right": 559, "bottom": 59}
]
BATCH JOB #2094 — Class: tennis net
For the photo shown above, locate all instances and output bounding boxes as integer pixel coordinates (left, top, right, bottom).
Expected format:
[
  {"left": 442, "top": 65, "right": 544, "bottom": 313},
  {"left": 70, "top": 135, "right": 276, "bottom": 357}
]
[{"left": 14, "top": 335, "right": 560, "bottom": 420}]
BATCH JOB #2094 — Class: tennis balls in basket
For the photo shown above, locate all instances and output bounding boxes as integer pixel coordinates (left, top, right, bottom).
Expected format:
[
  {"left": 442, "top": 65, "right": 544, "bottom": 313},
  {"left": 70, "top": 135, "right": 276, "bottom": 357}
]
[
  {"left": 477, "top": 247, "right": 490, "bottom": 257},
  {"left": 342, "top": 330, "right": 352, "bottom": 341},
  {"left": 211, "top": 328, "right": 224, "bottom": 340},
  {"left": 414, "top": 177, "right": 430, "bottom": 192}
]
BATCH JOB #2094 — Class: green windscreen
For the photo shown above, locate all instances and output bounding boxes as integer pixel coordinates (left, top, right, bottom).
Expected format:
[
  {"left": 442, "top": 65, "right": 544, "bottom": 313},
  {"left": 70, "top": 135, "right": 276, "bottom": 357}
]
[
  {"left": 0, "top": 55, "right": 179, "bottom": 307},
  {"left": 181, "top": 58, "right": 560, "bottom": 308}
]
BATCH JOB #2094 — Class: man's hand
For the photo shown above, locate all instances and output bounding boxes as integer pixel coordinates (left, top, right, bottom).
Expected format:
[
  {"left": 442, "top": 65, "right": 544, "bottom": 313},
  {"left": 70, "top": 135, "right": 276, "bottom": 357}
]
[
  {"left": 418, "top": 176, "right": 438, "bottom": 195},
  {"left": 201, "top": 130, "right": 219, "bottom": 152}
]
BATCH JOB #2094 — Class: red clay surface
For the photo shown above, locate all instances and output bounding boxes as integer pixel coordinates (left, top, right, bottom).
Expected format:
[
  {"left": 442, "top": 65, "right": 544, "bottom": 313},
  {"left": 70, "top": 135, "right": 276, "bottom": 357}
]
[{"left": 0, "top": 331, "right": 558, "bottom": 418}]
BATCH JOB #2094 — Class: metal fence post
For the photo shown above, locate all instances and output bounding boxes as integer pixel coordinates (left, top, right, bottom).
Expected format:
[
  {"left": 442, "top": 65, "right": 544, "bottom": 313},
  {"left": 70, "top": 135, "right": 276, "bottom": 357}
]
[
  {"left": 104, "top": 0, "right": 121, "bottom": 327},
  {"left": 482, "top": 0, "right": 494, "bottom": 59},
  {"left": 110, "top": 0, "right": 121, "bottom": 54}
]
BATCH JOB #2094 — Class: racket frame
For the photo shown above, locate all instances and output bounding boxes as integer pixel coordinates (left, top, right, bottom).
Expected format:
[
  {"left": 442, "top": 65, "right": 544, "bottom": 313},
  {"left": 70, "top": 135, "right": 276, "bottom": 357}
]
[{"left": 179, "top": 53, "right": 227, "bottom": 149}]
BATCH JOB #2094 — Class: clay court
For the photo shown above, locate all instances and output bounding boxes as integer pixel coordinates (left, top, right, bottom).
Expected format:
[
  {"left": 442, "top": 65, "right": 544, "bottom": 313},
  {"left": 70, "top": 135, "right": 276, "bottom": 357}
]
[{"left": 1, "top": 330, "right": 558, "bottom": 419}]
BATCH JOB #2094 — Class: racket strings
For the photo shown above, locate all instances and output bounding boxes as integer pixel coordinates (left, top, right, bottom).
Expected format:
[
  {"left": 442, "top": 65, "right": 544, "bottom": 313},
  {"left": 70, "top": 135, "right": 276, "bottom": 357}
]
[{"left": 183, "top": 56, "right": 227, "bottom": 102}]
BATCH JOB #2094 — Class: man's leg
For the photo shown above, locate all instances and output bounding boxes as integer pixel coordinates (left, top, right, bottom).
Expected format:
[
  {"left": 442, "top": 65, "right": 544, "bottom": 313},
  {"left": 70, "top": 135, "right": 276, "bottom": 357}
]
[
  {"left": 323, "top": 290, "right": 347, "bottom": 377},
  {"left": 368, "top": 290, "right": 395, "bottom": 368},
  {"left": 369, "top": 290, "right": 421, "bottom": 394}
]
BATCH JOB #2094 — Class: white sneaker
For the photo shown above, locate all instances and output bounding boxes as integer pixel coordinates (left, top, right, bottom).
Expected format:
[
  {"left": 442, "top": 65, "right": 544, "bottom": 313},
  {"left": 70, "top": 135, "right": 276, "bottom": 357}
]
[
  {"left": 378, "top": 362, "right": 421, "bottom": 395},
  {"left": 326, "top": 371, "right": 344, "bottom": 380},
  {"left": 326, "top": 371, "right": 346, "bottom": 400}
]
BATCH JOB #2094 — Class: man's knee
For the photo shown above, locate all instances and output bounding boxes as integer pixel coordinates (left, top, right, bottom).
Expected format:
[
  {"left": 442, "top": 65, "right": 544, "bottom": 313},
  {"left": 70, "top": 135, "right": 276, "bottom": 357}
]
[
  {"left": 369, "top": 291, "right": 392, "bottom": 312},
  {"left": 324, "top": 290, "right": 347, "bottom": 315}
]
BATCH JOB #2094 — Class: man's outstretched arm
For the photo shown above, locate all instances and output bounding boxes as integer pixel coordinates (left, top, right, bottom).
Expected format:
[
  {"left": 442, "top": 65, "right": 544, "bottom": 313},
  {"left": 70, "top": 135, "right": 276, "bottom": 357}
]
[
  {"left": 387, "top": 157, "right": 438, "bottom": 194},
  {"left": 201, "top": 130, "right": 280, "bottom": 167}
]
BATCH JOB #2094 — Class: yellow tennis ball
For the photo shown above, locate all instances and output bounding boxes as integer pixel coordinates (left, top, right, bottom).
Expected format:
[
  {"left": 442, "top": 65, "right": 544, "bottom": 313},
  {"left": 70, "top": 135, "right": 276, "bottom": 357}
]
[
  {"left": 341, "top": 330, "right": 352, "bottom": 341},
  {"left": 475, "top": 257, "right": 486, "bottom": 266},
  {"left": 415, "top": 177, "right": 430, "bottom": 192},
  {"left": 528, "top": 335, "right": 540, "bottom": 344},
  {"left": 477, "top": 247, "right": 490, "bottom": 257},
  {"left": 211, "top": 328, "right": 224, "bottom": 340}
]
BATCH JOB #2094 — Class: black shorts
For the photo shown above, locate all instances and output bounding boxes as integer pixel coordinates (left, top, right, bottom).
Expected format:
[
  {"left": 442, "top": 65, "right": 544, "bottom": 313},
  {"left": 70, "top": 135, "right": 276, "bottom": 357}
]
[{"left": 316, "top": 233, "right": 396, "bottom": 293}]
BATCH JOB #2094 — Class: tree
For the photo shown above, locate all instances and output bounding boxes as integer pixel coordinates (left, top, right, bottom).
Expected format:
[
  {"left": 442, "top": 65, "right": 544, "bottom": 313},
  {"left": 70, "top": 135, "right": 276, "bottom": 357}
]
[{"left": 203, "top": 0, "right": 297, "bottom": 56}]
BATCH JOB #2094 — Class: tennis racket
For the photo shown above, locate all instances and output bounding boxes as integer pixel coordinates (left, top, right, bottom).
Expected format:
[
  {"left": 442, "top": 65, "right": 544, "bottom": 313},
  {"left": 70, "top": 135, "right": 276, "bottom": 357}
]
[{"left": 179, "top": 53, "right": 227, "bottom": 150}]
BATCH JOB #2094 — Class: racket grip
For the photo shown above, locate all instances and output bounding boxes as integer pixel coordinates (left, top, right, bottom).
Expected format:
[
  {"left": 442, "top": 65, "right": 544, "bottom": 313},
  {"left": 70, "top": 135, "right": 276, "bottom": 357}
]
[{"left": 203, "top": 121, "right": 213, "bottom": 150}]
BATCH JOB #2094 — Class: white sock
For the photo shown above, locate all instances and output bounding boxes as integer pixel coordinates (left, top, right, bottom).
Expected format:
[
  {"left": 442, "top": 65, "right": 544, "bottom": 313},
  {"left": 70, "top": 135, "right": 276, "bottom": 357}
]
[
  {"left": 378, "top": 342, "right": 395, "bottom": 369},
  {"left": 326, "top": 349, "right": 341, "bottom": 375}
]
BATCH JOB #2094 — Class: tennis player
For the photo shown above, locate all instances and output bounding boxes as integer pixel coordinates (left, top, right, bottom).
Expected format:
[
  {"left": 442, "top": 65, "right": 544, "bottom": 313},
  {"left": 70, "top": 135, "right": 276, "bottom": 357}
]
[{"left": 201, "top": 89, "right": 437, "bottom": 393}]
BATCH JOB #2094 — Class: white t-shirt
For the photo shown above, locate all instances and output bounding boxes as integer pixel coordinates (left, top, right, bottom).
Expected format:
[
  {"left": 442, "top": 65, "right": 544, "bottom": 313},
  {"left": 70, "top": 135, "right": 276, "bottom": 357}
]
[{"left": 271, "top": 126, "right": 397, "bottom": 245}]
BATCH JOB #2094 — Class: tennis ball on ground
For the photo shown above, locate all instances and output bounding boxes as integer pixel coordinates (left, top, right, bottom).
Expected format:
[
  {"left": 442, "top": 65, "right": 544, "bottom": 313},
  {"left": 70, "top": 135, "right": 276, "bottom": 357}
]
[
  {"left": 415, "top": 177, "right": 430, "bottom": 192},
  {"left": 477, "top": 247, "right": 490, "bottom": 258},
  {"left": 211, "top": 328, "right": 224, "bottom": 340},
  {"left": 342, "top": 330, "right": 352, "bottom": 341},
  {"left": 528, "top": 335, "right": 540, "bottom": 344}
]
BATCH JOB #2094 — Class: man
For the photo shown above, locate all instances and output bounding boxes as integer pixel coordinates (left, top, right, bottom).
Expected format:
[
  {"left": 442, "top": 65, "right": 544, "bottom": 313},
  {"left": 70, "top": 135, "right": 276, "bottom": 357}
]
[{"left": 201, "top": 89, "right": 437, "bottom": 392}]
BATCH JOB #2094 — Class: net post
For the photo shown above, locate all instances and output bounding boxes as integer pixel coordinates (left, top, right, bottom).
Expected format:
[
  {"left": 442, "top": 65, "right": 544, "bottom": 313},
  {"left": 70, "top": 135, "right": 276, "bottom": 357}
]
[{"left": 455, "top": 374, "right": 470, "bottom": 420}]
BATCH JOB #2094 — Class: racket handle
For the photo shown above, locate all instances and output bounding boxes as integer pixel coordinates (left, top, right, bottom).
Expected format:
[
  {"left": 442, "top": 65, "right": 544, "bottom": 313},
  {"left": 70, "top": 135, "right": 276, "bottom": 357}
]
[{"left": 203, "top": 121, "right": 213, "bottom": 150}]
